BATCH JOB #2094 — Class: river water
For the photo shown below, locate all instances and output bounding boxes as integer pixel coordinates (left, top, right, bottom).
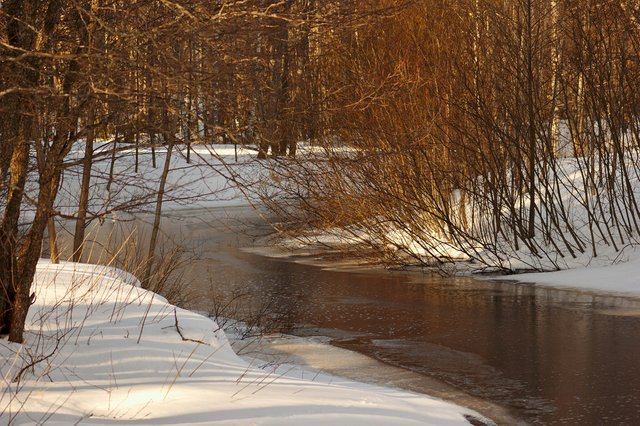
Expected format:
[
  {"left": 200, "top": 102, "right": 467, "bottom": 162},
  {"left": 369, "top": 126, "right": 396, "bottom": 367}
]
[{"left": 78, "top": 206, "right": 640, "bottom": 425}]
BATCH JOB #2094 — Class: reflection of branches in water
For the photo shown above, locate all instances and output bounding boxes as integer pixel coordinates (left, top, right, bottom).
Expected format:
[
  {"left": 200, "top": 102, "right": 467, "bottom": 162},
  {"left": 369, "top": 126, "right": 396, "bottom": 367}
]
[
  {"left": 52, "top": 207, "right": 295, "bottom": 356},
  {"left": 52, "top": 215, "right": 199, "bottom": 308},
  {"left": 197, "top": 206, "right": 277, "bottom": 247},
  {"left": 207, "top": 285, "right": 297, "bottom": 355}
]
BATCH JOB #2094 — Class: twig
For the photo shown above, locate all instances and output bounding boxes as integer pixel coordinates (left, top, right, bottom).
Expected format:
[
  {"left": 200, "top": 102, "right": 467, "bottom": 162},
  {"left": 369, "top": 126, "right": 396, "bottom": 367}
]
[
  {"left": 173, "top": 308, "right": 206, "bottom": 344},
  {"left": 13, "top": 338, "right": 62, "bottom": 385},
  {"left": 136, "top": 293, "right": 155, "bottom": 344}
]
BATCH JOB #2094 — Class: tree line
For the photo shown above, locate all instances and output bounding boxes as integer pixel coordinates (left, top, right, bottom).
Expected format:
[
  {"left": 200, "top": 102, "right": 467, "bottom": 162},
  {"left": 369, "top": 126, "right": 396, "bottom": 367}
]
[
  {"left": 0, "top": 0, "right": 374, "bottom": 342},
  {"left": 5, "top": 0, "right": 638, "bottom": 342},
  {"left": 263, "top": 0, "right": 640, "bottom": 271}
]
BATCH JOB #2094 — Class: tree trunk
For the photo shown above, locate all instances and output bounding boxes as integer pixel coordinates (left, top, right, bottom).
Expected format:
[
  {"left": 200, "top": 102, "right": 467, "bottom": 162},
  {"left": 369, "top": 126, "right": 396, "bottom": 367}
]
[
  {"left": 525, "top": 0, "right": 537, "bottom": 240},
  {"left": 142, "top": 137, "right": 174, "bottom": 286},
  {"left": 72, "top": 105, "right": 96, "bottom": 262},
  {"left": 47, "top": 218, "right": 60, "bottom": 264},
  {"left": 9, "top": 157, "right": 64, "bottom": 342},
  {"left": 0, "top": 123, "right": 31, "bottom": 336}
]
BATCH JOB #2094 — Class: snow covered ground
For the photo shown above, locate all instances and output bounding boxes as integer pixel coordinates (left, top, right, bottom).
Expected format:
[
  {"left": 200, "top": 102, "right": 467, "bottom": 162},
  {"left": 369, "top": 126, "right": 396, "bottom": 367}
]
[
  {"left": 492, "top": 255, "right": 640, "bottom": 297},
  {"left": 272, "top": 226, "right": 640, "bottom": 297},
  {"left": 57, "top": 143, "right": 262, "bottom": 215},
  {"left": 11, "top": 138, "right": 640, "bottom": 424},
  {"left": 0, "top": 261, "right": 485, "bottom": 425}
]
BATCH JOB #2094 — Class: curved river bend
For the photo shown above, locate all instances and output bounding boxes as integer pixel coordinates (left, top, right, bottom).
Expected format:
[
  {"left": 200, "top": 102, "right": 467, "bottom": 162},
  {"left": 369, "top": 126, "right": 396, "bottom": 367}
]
[{"left": 84, "top": 206, "right": 640, "bottom": 425}]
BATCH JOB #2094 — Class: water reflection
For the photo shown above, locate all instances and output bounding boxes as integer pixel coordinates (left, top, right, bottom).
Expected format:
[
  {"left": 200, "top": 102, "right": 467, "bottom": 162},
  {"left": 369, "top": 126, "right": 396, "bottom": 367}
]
[
  {"left": 62, "top": 209, "right": 640, "bottom": 425},
  {"left": 191, "top": 241, "right": 640, "bottom": 424}
]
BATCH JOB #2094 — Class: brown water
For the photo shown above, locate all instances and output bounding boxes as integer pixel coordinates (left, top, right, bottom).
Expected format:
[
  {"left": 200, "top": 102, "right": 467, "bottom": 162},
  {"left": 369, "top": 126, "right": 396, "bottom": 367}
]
[{"left": 79, "top": 207, "right": 640, "bottom": 425}]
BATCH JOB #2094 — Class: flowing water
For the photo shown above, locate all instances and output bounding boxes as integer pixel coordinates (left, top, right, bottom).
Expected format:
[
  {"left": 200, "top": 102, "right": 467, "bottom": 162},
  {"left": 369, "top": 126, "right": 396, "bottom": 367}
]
[{"left": 80, "top": 206, "right": 640, "bottom": 425}]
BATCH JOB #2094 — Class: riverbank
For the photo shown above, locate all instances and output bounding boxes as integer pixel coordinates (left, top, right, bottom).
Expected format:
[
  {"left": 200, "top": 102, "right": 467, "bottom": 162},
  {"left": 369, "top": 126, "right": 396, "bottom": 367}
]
[
  {"left": 227, "top": 331, "right": 520, "bottom": 425},
  {"left": 38, "top": 143, "right": 640, "bottom": 424},
  {"left": 57, "top": 141, "right": 640, "bottom": 298},
  {"left": 266, "top": 231, "right": 640, "bottom": 298},
  {"left": 491, "top": 256, "right": 640, "bottom": 297},
  {"left": 0, "top": 260, "right": 487, "bottom": 425}
]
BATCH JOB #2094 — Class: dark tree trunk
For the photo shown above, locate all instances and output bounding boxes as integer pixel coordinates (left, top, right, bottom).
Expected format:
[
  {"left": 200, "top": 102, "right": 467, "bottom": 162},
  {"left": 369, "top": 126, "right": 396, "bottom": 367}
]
[{"left": 73, "top": 105, "right": 96, "bottom": 262}]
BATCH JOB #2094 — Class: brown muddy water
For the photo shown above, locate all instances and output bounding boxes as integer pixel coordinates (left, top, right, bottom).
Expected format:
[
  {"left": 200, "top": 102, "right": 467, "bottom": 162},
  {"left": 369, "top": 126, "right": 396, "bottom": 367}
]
[{"left": 68, "top": 206, "right": 640, "bottom": 425}]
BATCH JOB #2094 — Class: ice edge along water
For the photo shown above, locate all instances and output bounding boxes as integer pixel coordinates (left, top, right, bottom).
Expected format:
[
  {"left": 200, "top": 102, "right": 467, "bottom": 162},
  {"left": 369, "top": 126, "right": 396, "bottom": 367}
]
[{"left": 0, "top": 260, "right": 486, "bottom": 425}]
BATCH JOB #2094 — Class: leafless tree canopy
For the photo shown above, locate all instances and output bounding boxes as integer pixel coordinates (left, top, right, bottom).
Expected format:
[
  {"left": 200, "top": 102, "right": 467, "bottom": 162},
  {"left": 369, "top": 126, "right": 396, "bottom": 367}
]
[
  {"left": 3, "top": 0, "right": 640, "bottom": 340},
  {"left": 260, "top": 0, "right": 640, "bottom": 272},
  {"left": 0, "top": 0, "right": 382, "bottom": 342}
]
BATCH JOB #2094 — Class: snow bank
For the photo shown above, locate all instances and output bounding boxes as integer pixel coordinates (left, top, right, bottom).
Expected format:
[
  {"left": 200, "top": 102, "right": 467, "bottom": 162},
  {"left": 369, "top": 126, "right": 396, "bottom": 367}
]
[
  {"left": 0, "top": 261, "right": 481, "bottom": 425},
  {"left": 494, "top": 255, "right": 640, "bottom": 297},
  {"left": 56, "top": 143, "right": 264, "bottom": 217}
]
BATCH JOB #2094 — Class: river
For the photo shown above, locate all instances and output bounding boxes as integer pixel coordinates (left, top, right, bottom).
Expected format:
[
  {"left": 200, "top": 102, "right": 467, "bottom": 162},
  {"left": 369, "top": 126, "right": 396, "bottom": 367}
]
[{"left": 73, "top": 205, "right": 640, "bottom": 425}]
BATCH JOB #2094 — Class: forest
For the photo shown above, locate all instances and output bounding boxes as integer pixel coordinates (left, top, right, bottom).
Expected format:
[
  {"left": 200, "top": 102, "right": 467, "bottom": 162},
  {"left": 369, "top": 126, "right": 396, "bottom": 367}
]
[{"left": 3, "top": 0, "right": 640, "bottom": 342}]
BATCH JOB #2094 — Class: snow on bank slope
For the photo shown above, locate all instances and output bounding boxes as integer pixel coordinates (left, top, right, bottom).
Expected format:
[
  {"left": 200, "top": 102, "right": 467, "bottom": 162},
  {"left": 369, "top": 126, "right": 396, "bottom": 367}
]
[
  {"left": 56, "top": 143, "right": 263, "bottom": 218},
  {"left": 493, "top": 256, "right": 640, "bottom": 297},
  {"left": 0, "top": 261, "right": 481, "bottom": 425}
]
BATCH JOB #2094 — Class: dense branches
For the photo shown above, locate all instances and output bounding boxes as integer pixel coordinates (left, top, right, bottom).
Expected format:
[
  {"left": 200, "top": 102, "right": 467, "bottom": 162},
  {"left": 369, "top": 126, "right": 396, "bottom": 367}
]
[
  {"left": 0, "top": 0, "right": 362, "bottom": 341},
  {"left": 6, "top": 0, "right": 639, "bottom": 341},
  {"left": 265, "top": 0, "right": 640, "bottom": 272}
]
